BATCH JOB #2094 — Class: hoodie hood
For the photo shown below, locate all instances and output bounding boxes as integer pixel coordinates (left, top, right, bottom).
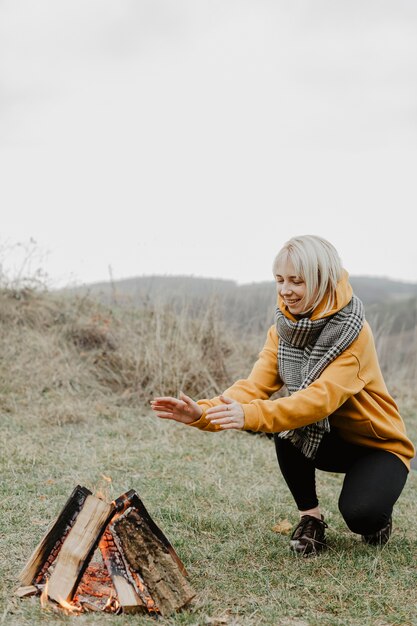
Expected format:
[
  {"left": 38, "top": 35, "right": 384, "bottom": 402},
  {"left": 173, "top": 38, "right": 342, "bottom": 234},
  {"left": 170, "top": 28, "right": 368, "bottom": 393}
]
[{"left": 277, "top": 269, "right": 353, "bottom": 322}]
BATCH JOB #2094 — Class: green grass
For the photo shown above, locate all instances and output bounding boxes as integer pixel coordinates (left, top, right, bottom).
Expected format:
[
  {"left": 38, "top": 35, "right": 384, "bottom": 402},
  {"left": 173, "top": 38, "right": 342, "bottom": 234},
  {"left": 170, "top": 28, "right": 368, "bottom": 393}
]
[{"left": 1, "top": 400, "right": 416, "bottom": 626}]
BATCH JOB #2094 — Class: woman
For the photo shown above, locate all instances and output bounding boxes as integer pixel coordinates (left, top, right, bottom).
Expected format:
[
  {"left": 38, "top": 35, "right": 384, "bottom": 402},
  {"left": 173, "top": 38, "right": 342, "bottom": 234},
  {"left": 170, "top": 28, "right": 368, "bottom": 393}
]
[{"left": 151, "top": 235, "right": 415, "bottom": 556}]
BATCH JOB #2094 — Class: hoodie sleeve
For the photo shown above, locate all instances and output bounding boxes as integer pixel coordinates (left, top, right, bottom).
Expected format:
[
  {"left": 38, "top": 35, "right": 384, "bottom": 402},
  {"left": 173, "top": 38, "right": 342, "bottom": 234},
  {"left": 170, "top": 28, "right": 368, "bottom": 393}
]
[
  {"left": 188, "top": 325, "right": 284, "bottom": 432},
  {"left": 242, "top": 347, "right": 365, "bottom": 432}
]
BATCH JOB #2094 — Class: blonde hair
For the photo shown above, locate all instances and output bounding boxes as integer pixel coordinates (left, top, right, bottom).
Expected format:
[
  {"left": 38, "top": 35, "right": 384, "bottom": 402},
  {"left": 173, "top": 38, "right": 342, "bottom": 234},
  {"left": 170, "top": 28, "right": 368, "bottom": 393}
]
[{"left": 272, "top": 235, "right": 343, "bottom": 315}]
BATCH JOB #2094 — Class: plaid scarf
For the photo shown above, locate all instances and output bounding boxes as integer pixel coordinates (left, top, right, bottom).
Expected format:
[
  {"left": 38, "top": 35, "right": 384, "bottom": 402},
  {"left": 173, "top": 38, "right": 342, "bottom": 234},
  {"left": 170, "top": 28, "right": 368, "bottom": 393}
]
[{"left": 275, "top": 295, "right": 364, "bottom": 459}]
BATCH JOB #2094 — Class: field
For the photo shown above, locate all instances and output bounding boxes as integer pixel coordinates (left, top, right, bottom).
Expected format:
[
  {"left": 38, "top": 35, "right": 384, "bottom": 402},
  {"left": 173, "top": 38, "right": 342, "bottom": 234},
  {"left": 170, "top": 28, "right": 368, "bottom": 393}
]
[{"left": 1, "top": 287, "right": 416, "bottom": 626}]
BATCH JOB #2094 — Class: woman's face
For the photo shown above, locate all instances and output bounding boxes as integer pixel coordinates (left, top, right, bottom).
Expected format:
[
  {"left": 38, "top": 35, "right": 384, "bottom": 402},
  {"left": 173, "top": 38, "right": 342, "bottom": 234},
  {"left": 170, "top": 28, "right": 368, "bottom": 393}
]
[{"left": 275, "top": 258, "right": 307, "bottom": 316}]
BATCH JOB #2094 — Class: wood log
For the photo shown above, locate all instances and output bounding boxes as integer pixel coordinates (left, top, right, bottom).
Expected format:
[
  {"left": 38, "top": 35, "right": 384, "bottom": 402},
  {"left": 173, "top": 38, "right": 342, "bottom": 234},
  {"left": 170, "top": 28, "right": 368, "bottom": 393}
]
[
  {"left": 128, "top": 493, "right": 189, "bottom": 577},
  {"left": 113, "top": 508, "right": 195, "bottom": 616},
  {"left": 18, "top": 487, "right": 194, "bottom": 616},
  {"left": 15, "top": 585, "right": 38, "bottom": 598},
  {"left": 47, "top": 495, "right": 115, "bottom": 604},
  {"left": 99, "top": 528, "right": 148, "bottom": 614},
  {"left": 19, "top": 485, "right": 91, "bottom": 586}
]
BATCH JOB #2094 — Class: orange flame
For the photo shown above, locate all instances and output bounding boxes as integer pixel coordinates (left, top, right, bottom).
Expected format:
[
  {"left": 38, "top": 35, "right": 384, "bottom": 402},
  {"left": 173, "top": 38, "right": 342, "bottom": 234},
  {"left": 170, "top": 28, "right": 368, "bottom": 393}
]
[
  {"left": 40, "top": 580, "right": 49, "bottom": 609},
  {"left": 56, "top": 597, "right": 82, "bottom": 614},
  {"left": 40, "top": 579, "right": 81, "bottom": 614},
  {"left": 103, "top": 590, "right": 120, "bottom": 613}
]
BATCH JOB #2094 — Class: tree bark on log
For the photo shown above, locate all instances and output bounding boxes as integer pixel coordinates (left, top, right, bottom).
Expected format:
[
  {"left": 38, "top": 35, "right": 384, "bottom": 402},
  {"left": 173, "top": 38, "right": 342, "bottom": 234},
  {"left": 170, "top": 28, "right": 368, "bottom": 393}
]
[
  {"left": 99, "top": 527, "right": 148, "bottom": 614},
  {"left": 113, "top": 509, "right": 195, "bottom": 616}
]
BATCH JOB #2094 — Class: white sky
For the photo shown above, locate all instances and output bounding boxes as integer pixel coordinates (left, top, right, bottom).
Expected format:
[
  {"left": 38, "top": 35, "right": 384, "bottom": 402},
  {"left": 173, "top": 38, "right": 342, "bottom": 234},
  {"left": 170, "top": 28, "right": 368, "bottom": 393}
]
[{"left": 1, "top": 0, "right": 416, "bottom": 287}]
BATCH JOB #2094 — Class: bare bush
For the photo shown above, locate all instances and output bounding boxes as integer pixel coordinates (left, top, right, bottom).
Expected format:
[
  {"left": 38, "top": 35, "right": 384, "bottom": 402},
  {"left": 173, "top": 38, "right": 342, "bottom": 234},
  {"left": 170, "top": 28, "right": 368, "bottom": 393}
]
[
  {"left": 0, "top": 288, "right": 261, "bottom": 415},
  {"left": 367, "top": 300, "right": 417, "bottom": 404},
  {"left": 88, "top": 300, "right": 258, "bottom": 401}
]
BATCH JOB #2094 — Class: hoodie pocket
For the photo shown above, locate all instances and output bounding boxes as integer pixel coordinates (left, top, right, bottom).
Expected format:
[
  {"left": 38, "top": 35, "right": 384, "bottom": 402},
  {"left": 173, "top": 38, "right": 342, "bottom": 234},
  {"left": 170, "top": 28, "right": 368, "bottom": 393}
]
[{"left": 353, "top": 419, "right": 388, "bottom": 441}]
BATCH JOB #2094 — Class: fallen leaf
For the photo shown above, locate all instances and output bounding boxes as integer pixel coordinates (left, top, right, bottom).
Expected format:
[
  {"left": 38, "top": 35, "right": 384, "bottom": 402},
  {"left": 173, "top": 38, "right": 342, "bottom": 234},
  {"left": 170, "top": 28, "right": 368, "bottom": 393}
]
[{"left": 272, "top": 519, "right": 293, "bottom": 535}]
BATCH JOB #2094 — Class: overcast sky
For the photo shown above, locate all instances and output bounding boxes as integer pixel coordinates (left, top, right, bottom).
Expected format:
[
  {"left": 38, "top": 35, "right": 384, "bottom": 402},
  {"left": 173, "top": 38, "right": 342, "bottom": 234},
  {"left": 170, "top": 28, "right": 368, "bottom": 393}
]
[{"left": 1, "top": 0, "right": 416, "bottom": 287}]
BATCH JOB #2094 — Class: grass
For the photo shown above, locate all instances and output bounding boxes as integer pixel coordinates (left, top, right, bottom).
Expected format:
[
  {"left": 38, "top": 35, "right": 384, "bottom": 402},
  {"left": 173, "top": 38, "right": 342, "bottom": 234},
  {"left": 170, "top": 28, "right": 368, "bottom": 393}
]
[
  {"left": 2, "top": 403, "right": 417, "bottom": 626},
  {"left": 0, "top": 288, "right": 416, "bottom": 626}
]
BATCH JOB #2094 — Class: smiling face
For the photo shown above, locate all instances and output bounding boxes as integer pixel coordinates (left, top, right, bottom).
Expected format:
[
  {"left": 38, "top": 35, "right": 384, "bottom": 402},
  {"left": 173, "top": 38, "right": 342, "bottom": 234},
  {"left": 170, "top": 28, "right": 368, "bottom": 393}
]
[
  {"left": 272, "top": 236, "right": 343, "bottom": 318},
  {"left": 275, "top": 257, "right": 308, "bottom": 316}
]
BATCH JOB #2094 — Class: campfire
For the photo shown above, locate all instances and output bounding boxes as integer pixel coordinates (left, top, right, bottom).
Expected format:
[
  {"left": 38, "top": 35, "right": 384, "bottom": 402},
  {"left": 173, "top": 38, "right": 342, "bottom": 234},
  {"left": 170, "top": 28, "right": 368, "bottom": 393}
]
[{"left": 17, "top": 486, "right": 195, "bottom": 616}]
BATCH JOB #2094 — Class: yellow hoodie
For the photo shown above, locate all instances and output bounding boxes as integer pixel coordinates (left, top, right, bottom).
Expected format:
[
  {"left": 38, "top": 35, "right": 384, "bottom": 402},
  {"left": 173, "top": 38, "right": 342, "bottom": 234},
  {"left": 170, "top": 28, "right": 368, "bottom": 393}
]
[{"left": 189, "top": 271, "right": 415, "bottom": 470}]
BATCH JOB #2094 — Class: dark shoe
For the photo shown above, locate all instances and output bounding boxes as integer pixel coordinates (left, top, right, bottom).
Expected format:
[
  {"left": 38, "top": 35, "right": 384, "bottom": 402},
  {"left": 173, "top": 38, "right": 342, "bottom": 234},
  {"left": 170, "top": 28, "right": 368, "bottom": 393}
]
[
  {"left": 362, "top": 516, "right": 392, "bottom": 546},
  {"left": 290, "top": 515, "right": 328, "bottom": 556}
]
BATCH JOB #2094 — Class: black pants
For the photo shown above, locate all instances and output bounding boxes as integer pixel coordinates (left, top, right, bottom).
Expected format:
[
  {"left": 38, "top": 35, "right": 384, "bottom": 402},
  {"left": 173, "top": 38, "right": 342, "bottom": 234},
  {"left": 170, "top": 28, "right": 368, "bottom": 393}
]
[{"left": 274, "top": 430, "right": 409, "bottom": 535}]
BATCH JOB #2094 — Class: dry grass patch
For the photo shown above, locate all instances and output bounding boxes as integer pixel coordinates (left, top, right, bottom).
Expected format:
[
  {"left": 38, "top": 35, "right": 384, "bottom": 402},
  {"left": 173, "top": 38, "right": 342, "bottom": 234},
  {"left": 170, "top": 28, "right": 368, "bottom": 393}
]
[{"left": 0, "top": 288, "right": 260, "bottom": 408}]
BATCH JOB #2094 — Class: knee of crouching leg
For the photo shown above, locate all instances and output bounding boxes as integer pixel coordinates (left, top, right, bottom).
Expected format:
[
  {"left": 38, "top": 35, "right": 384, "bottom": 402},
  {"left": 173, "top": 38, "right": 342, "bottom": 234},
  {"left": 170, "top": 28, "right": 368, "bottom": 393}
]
[{"left": 338, "top": 498, "right": 386, "bottom": 536}]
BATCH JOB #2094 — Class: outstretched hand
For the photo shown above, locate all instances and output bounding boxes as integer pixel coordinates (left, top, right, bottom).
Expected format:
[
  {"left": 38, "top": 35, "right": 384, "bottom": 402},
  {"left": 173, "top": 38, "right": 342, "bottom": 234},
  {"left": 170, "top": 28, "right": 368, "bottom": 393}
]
[
  {"left": 150, "top": 392, "right": 203, "bottom": 424},
  {"left": 205, "top": 395, "right": 245, "bottom": 430},
  {"left": 150, "top": 392, "right": 245, "bottom": 430}
]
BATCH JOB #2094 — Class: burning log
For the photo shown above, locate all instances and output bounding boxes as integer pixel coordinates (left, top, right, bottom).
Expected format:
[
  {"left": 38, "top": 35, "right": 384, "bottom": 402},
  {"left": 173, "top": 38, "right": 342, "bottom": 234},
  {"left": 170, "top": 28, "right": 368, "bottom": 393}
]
[
  {"left": 17, "top": 486, "right": 195, "bottom": 616},
  {"left": 113, "top": 500, "right": 194, "bottom": 615},
  {"left": 46, "top": 494, "right": 115, "bottom": 604},
  {"left": 19, "top": 485, "right": 91, "bottom": 587},
  {"left": 99, "top": 526, "right": 148, "bottom": 614}
]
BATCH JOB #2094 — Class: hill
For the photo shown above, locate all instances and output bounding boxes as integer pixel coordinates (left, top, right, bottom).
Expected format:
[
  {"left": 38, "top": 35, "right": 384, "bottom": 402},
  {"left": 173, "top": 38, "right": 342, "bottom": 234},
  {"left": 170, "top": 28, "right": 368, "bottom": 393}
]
[
  {"left": 63, "top": 274, "right": 417, "bottom": 335},
  {"left": 64, "top": 273, "right": 417, "bottom": 305}
]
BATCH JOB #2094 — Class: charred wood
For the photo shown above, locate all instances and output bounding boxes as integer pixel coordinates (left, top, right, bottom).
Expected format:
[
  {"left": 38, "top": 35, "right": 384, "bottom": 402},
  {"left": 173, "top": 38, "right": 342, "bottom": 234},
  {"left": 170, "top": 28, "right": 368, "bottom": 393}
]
[{"left": 19, "top": 485, "right": 91, "bottom": 586}]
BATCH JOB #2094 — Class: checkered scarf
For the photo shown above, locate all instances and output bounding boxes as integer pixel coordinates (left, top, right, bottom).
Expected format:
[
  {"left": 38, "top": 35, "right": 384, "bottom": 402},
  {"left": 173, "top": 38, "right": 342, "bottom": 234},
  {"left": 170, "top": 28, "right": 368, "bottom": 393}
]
[{"left": 275, "top": 295, "right": 364, "bottom": 459}]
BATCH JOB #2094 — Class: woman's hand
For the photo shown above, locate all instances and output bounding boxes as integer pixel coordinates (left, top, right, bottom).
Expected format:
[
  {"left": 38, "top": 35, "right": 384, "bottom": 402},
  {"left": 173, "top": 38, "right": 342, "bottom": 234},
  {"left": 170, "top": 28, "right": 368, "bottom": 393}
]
[
  {"left": 205, "top": 395, "right": 245, "bottom": 430},
  {"left": 150, "top": 392, "right": 203, "bottom": 424}
]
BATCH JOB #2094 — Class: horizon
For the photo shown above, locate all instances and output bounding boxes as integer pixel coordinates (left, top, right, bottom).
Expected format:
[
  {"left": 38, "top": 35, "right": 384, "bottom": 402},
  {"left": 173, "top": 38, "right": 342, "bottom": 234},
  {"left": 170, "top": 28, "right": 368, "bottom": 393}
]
[
  {"left": 62, "top": 270, "right": 417, "bottom": 290},
  {"left": 3, "top": 239, "right": 417, "bottom": 291}
]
